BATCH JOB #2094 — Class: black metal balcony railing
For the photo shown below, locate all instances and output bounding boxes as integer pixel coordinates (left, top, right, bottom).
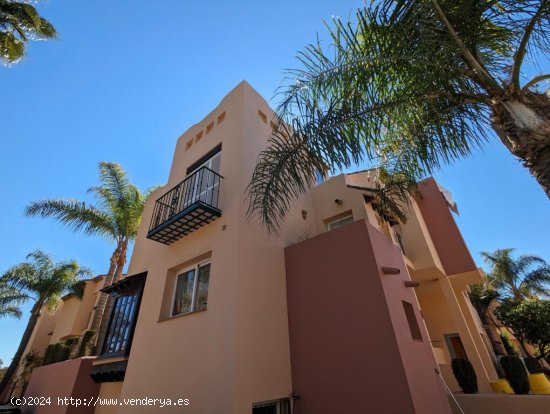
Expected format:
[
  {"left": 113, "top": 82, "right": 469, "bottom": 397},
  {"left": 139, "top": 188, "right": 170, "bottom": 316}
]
[{"left": 147, "top": 166, "right": 223, "bottom": 244}]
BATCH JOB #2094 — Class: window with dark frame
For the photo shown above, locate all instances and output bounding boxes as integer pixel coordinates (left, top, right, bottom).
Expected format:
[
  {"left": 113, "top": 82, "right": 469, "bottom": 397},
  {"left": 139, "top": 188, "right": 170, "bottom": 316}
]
[
  {"left": 101, "top": 293, "right": 138, "bottom": 356},
  {"left": 252, "top": 399, "right": 291, "bottom": 414},
  {"left": 99, "top": 273, "right": 146, "bottom": 358},
  {"left": 402, "top": 300, "right": 423, "bottom": 341}
]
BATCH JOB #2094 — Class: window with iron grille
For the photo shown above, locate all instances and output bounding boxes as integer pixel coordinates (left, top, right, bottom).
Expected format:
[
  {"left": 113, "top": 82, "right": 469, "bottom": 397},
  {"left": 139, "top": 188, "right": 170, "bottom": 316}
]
[
  {"left": 252, "top": 399, "right": 291, "bottom": 414},
  {"left": 99, "top": 273, "right": 146, "bottom": 358},
  {"left": 101, "top": 292, "right": 139, "bottom": 356}
]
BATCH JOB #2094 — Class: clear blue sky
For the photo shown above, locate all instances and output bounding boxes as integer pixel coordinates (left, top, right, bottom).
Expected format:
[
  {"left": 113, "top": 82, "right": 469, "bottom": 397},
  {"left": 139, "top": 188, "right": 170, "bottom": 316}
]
[{"left": 1, "top": 1, "right": 548, "bottom": 366}]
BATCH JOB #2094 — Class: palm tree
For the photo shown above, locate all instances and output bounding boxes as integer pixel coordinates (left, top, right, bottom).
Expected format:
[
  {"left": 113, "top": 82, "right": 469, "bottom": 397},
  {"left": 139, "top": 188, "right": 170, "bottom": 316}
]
[
  {"left": 468, "top": 282, "right": 506, "bottom": 355},
  {"left": 0, "top": 279, "right": 26, "bottom": 318},
  {"left": 0, "top": 250, "right": 88, "bottom": 401},
  {"left": 248, "top": 1, "right": 550, "bottom": 233},
  {"left": 481, "top": 248, "right": 550, "bottom": 300},
  {"left": 25, "top": 162, "right": 154, "bottom": 338},
  {"left": 0, "top": 0, "right": 57, "bottom": 64}
]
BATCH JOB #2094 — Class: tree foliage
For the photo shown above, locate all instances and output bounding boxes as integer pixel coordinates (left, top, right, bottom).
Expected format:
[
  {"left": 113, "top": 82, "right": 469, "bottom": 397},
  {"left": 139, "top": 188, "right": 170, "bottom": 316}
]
[
  {"left": 482, "top": 248, "right": 550, "bottom": 300},
  {"left": 500, "top": 354, "right": 530, "bottom": 394},
  {"left": 25, "top": 161, "right": 156, "bottom": 340},
  {"left": 0, "top": 0, "right": 56, "bottom": 64},
  {"left": 468, "top": 281, "right": 499, "bottom": 323},
  {"left": 0, "top": 278, "right": 27, "bottom": 318},
  {"left": 248, "top": 0, "right": 550, "bottom": 234},
  {"left": 495, "top": 299, "right": 550, "bottom": 364},
  {"left": 0, "top": 250, "right": 89, "bottom": 312},
  {"left": 451, "top": 358, "right": 478, "bottom": 394},
  {"left": 0, "top": 251, "right": 89, "bottom": 398}
]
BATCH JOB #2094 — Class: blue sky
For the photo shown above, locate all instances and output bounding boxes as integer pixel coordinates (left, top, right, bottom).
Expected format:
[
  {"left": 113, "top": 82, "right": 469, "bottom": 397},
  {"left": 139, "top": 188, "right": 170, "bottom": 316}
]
[{"left": 1, "top": 0, "right": 548, "bottom": 365}]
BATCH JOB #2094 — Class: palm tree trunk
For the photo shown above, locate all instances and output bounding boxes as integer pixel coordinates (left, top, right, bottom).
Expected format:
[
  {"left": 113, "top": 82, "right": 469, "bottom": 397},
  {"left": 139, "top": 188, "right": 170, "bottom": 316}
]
[
  {"left": 89, "top": 245, "right": 121, "bottom": 343},
  {"left": 93, "top": 239, "right": 129, "bottom": 355},
  {"left": 0, "top": 303, "right": 41, "bottom": 403},
  {"left": 484, "top": 310, "right": 506, "bottom": 355},
  {"left": 491, "top": 92, "right": 550, "bottom": 197}
]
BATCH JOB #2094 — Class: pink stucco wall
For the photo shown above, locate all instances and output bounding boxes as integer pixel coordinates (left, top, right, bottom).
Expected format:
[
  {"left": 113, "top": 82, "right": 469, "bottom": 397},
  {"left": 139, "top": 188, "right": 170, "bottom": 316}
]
[
  {"left": 22, "top": 357, "right": 99, "bottom": 414},
  {"left": 416, "top": 178, "right": 477, "bottom": 276},
  {"left": 285, "top": 220, "right": 451, "bottom": 414}
]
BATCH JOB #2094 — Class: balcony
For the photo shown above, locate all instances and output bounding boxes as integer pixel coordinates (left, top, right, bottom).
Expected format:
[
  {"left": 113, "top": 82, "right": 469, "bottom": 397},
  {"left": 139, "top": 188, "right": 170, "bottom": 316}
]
[{"left": 147, "top": 166, "right": 223, "bottom": 245}]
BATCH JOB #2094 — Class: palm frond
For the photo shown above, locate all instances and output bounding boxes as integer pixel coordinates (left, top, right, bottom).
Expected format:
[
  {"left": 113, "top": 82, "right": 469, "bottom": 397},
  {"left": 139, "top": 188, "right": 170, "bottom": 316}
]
[
  {"left": 1, "top": 250, "right": 89, "bottom": 311},
  {"left": 248, "top": 4, "right": 493, "bottom": 233},
  {"left": 0, "top": 278, "right": 28, "bottom": 318},
  {"left": 0, "top": 0, "right": 57, "bottom": 64},
  {"left": 0, "top": 305, "right": 22, "bottom": 318},
  {"left": 482, "top": 248, "right": 549, "bottom": 300},
  {"left": 25, "top": 198, "right": 116, "bottom": 239}
]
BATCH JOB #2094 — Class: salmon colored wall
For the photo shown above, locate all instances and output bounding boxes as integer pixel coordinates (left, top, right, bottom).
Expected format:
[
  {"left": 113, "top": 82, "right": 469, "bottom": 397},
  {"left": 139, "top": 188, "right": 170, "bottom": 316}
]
[
  {"left": 399, "top": 201, "right": 445, "bottom": 275},
  {"left": 94, "top": 383, "right": 122, "bottom": 414},
  {"left": 285, "top": 220, "right": 451, "bottom": 414},
  {"left": 416, "top": 178, "right": 477, "bottom": 276},
  {"left": 365, "top": 223, "right": 451, "bottom": 414},
  {"left": 106, "top": 82, "right": 296, "bottom": 414},
  {"left": 12, "top": 310, "right": 59, "bottom": 390},
  {"left": 22, "top": 357, "right": 99, "bottom": 414}
]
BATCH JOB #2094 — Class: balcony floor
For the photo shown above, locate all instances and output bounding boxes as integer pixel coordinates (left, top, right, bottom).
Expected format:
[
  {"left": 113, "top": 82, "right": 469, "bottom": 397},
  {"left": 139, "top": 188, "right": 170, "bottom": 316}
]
[{"left": 146, "top": 201, "right": 221, "bottom": 245}]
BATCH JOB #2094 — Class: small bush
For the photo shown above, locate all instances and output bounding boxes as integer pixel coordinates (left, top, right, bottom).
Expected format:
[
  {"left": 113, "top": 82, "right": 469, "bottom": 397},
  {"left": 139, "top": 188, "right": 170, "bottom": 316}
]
[
  {"left": 22, "top": 350, "right": 42, "bottom": 370},
  {"left": 78, "top": 330, "right": 96, "bottom": 357},
  {"left": 42, "top": 342, "right": 71, "bottom": 366},
  {"left": 499, "top": 332, "right": 518, "bottom": 356},
  {"left": 452, "top": 358, "right": 478, "bottom": 394},
  {"left": 501, "top": 355, "right": 529, "bottom": 394},
  {"left": 524, "top": 356, "right": 544, "bottom": 374}
]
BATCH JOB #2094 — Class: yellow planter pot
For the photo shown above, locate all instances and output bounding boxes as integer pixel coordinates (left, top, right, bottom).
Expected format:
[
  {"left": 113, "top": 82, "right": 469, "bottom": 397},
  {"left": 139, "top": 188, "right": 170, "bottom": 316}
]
[
  {"left": 490, "top": 379, "right": 515, "bottom": 394},
  {"left": 528, "top": 373, "right": 550, "bottom": 395}
]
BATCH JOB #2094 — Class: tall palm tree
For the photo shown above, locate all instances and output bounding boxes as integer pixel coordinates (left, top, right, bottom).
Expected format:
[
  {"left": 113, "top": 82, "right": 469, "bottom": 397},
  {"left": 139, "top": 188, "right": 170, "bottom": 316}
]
[
  {"left": 0, "top": 251, "right": 88, "bottom": 401},
  {"left": 481, "top": 248, "right": 550, "bottom": 300},
  {"left": 25, "top": 162, "right": 154, "bottom": 338},
  {"left": 0, "top": 0, "right": 57, "bottom": 64},
  {"left": 0, "top": 279, "right": 26, "bottom": 318},
  {"left": 248, "top": 0, "right": 550, "bottom": 234}
]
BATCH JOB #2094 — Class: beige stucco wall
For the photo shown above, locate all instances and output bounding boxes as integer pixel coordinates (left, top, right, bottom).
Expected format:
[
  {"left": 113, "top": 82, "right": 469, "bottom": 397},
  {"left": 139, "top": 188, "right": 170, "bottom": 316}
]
[
  {"left": 24, "top": 311, "right": 58, "bottom": 357},
  {"left": 451, "top": 394, "right": 550, "bottom": 414},
  {"left": 94, "top": 382, "right": 123, "bottom": 414},
  {"left": 50, "top": 278, "right": 102, "bottom": 343},
  {"left": 105, "top": 82, "right": 298, "bottom": 413}
]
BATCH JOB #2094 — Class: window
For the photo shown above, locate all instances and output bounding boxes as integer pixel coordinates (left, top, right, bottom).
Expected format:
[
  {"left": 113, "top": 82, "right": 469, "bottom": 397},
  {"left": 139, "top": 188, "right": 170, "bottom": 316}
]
[
  {"left": 172, "top": 263, "right": 211, "bottom": 316},
  {"left": 99, "top": 272, "right": 147, "bottom": 358},
  {"left": 102, "top": 294, "right": 138, "bottom": 355},
  {"left": 252, "top": 399, "right": 291, "bottom": 414},
  {"left": 402, "top": 300, "right": 423, "bottom": 341},
  {"left": 326, "top": 214, "right": 354, "bottom": 231},
  {"left": 183, "top": 146, "right": 222, "bottom": 209}
]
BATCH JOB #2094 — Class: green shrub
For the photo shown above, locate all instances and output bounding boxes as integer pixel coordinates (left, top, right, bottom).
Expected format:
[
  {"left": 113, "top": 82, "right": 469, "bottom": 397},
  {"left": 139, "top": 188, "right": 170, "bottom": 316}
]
[
  {"left": 499, "top": 332, "right": 518, "bottom": 356},
  {"left": 22, "top": 350, "right": 42, "bottom": 370},
  {"left": 523, "top": 356, "right": 543, "bottom": 374},
  {"left": 501, "top": 355, "right": 529, "bottom": 394},
  {"left": 42, "top": 342, "right": 71, "bottom": 366},
  {"left": 78, "top": 330, "right": 96, "bottom": 357},
  {"left": 451, "top": 358, "right": 478, "bottom": 394}
]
